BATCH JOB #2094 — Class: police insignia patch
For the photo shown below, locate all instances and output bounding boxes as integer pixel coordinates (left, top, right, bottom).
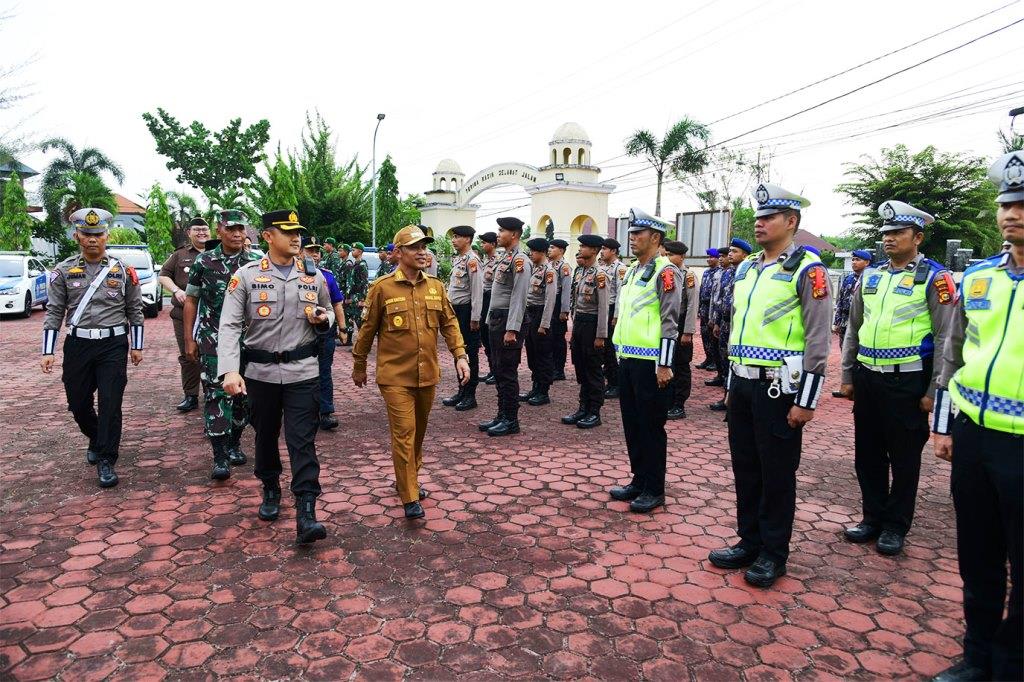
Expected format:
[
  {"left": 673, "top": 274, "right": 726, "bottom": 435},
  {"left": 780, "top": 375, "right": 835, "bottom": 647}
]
[
  {"left": 68, "top": 267, "right": 84, "bottom": 274},
  {"left": 809, "top": 267, "right": 828, "bottom": 299},
  {"left": 562, "top": 264, "right": 570, "bottom": 277},
  {"left": 107, "top": 279, "right": 119, "bottom": 288},
  {"left": 300, "top": 275, "right": 315, "bottom": 284},
  {"left": 305, "top": 292, "right": 317, "bottom": 301},
  {"left": 661, "top": 268, "right": 675, "bottom": 291},
  {"left": 305, "top": 305, "right": 314, "bottom": 315},
  {"left": 686, "top": 272, "right": 695, "bottom": 288},
  {"left": 228, "top": 276, "right": 240, "bottom": 292},
  {"left": 515, "top": 257, "right": 525, "bottom": 273},
  {"left": 597, "top": 272, "right": 607, "bottom": 289},
  {"left": 257, "top": 304, "right": 271, "bottom": 317},
  {"left": 255, "top": 275, "right": 271, "bottom": 283},
  {"left": 934, "top": 272, "right": 955, "bottom": 305},
  {"left": 546, "top": 270, "right": 554, "bottom": 283},
  {"left": 969, "top": 277, "right": 990, "bottom": 299},
  {"left": 259, "top": 292, "right": 268, "bottom": 301},
  {"left": 393, "top": 315, "right": 403, "bottom": 327},
  {"left": 126, "top": 266, "right": 139, "bottom": 286},
  {"left": 618, "top": 267, "right": 627, "bottom": 280},
  {"left": 260, "top": 258, "right": 270, "bottom": 271},
  {"left": 469, "top": 259, "right": 478, "bottom": 272}
]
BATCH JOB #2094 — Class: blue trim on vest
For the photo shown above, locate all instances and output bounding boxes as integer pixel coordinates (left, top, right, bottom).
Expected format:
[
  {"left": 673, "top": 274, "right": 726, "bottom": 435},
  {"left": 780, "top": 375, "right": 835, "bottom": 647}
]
[
  {"left": 957, "top": 384, "right": 1024, "bottom": 417},
  {"left": 614, "top": 344, "right": 660, "bottom": 358},
  {"left": 729, "top": 344, "right": 803, "bottom": 361},
  {"left": 858, "top": 344, "right": 925, "bottom": 360}
]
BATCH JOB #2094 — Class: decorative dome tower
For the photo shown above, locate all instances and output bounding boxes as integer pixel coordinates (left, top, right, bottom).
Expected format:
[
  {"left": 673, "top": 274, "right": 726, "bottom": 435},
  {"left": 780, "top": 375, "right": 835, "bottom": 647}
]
[
  {"left": 432, "top": 158, "right": 464, "bottom": 192},
  {"left": 548, "top": 122, "right": 592, "bottom": 167}
]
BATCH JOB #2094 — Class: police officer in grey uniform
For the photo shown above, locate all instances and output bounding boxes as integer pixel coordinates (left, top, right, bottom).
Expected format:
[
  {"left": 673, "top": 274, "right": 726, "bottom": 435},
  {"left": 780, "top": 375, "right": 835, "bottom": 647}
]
[
  {"left": 562, "top": 234, "right": 610, "bottom": 429},
  {"left": 479, "top": 216, "right": 530, "bottom": 437},
  {"left": 600, "top": 239, "right": 628, "bottom": 398},
  {"left": 41, "top": 208, "right": 145, "bottom": 488},
  {"left": 479, "top": 232, "right": 499, "bottom": 384},
  {"left": 520, "top": 237, "right": 558, "bottom": 406},
  {"left": 548, "top": 239, "right": 573, "bottom": 381},
  {"left": 442, "top": 225, "right": 483, "bottom": 411},
  {"left": 662, "top": 240, "right": 698, "bottom": 419},
  {"left": 218, "top": 209, "right": 335, "bottom": 545}
]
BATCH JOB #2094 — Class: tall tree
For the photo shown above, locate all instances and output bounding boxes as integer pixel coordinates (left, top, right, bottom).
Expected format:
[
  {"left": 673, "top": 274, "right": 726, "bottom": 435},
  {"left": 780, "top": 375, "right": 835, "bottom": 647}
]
[
  {"left": 625, "top": 117, "right": 710, "bottom": 215},
  {"left": 836, "top": 144, "right": 1000, "bottom": 259},
  {"left": 374, "top": 156, "right": 422, "bottom": 243},
  {"left": 0, "top": 172, "right": 33, "bottom": 251},
  {"left": 142, "top": 108, "right": 270, "bottom": 203},
  {"left": 39, "top": 138, "right": 124, "bottom": 223},
  {"left": 166, "top": 190, "right": 200, "bottom": 247},
  {"left": 50, "top": 172, "right": 118, "bottom": 220},
  {"left": 144, "top": 184, "right": 175, "bottom": 263}
]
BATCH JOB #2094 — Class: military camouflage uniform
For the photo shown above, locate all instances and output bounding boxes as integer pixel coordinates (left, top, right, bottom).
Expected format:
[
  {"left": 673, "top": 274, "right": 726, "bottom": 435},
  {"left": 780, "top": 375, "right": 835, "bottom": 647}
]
[
  {"left": 338, "top": 257, "right": 355, "bottom": 340},
  {"left": 347, "top": 258, "right": 370, "bottom": 330},
  {"left": 186, "top": 244, "right": 260, "bottom": 438},
  {"left": 321, "top": 249, "right": 343, "bottom": 281}
]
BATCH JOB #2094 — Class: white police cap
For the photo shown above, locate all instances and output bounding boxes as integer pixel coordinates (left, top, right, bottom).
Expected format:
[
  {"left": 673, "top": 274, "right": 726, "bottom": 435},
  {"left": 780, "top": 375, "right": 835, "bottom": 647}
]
[
  {"left": 752, "top": 183, "right": 810, "bottom": 217},
  {"left": 877, "top": 200, "right": 934, "bottom": 232},
  {"left": 69, "top": 208, "right": 113, "bottom": 233},
  {"left": 989, "top": 150, "right": 1024, "bottom": 204},
  {"left": 628, "top": 207, "right": 671, "bottom": 233}
]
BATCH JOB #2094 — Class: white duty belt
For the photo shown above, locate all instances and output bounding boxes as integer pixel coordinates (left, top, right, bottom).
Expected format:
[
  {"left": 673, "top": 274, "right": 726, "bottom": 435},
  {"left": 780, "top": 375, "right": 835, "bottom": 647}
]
[
  {"left": 862, "top": 359, "right": 925, "bottom": 373},
  {"left": 68, "top": 326, "right": 127, "bottom": 339}
]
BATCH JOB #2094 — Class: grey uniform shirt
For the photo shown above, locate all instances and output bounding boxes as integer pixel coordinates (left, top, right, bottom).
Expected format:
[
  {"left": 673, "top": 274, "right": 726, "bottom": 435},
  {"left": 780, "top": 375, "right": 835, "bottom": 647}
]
[
  {"left": 486, "top": 246, "right": 530, "bottom": 332},
  {"left": 526, "top": 261, "right": 558, "bottom": 330},
  {"left": 551, "top": 258, "right": 573, "bottom": 315},
  {"left": 571, "top": 263, "right": 611, "bottom": 338},
  {"left": 841, "top": 253, "right": 955, "bottom": 397},
  {"left": 482, "top": 250, "right": 503, "bottom": 294},
  {"left": 43, "top": 254, "right": 144, "bottom": 343},
  {"left": 217, "top": 256, "right": 335, "bottom": 384},
  {"left": 679, "top": 265, "right": 698, "bottom": 336},
  {"left": 447, "top": 251, "right": 484, "bottom": 322},
  {"left": 600, "top": 259, "right": 628, "bottom": 307}
]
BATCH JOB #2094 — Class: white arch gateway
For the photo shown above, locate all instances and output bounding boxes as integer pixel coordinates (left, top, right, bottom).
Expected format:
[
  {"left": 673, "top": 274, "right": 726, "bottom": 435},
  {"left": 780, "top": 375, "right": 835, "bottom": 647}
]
[{"left": 419, "top": 122, "right": 615, "bottom": 250}]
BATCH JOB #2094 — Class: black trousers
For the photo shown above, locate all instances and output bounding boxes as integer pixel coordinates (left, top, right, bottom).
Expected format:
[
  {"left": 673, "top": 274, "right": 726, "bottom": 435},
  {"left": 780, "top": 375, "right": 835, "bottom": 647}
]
[
  {"left": 453, "top": 303, "right": 480, "bottom": 390},
  {"left": 671, "top": 340, "right": 693, "bottom": 408},
  {"left": 852, "top": 363, "right": 930, "bottom": 534},
  {"left": 570, "top": 314, "right": 605, "bottom": 413},
  {"left": 480, "top": 291, "right": 492, "bottom": 370},
  {"left": 62, "top": 334, "right": 128, "bottom": 462},
  {"left": 618, "top": 358, "right": 671, "bottom": 495},
  {"left": 550, "top": 310, "right": 568, "bottom": 374},
  {"left": 602, "top": 304, "right": 618, "bottom": 388},
  {"left": 247, "top": 377, "right": 322, "bottom": 497},
  {"left": 524, "top": 304, "right": 553, "bottom": 391},
  {"left": 699, "top": 317, "right": 718, "bottom": 368},
  {"left": 951, "top": 414, "right": 1023, "bottom": 679},
  {"left": 726, "top": 374, "right": 802, "bottom": 563},
  {"left": 836, "top": 325, "right": 847, "bottom": 353},
  {"left": 487, "top": 309, "right": 523, "bottom": 421}
]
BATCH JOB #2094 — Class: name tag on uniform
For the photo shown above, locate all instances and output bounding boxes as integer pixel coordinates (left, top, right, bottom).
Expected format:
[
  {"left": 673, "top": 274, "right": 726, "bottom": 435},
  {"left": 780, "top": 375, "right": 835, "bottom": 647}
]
[{"left": 770, "top": 271, "right": 794, "bottom": 282}]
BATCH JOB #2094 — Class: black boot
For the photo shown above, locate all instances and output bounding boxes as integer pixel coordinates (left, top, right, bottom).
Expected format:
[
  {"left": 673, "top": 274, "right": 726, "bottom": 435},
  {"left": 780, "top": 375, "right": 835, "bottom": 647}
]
[
  {"left": 478, "top": 412, "right": 504, "bottom": 432},
  {"left": 603, "top": 385, "right": 620, "bottom": 399},
  {"left": 487, "top": 418, "right": 520, "bottom": 437},
  {"left": 561, "top": 406, "right": 586, "bottom": 425},
  {"left": 577, "top": 412, "right": 602, "bottom": 429},
  {"left": 319, "top": 413, "right": 339, "bottom": 430},
  {"left": 295, "top": 494, "right": 327, "bottom": 544},
  {"left": 210, "top": 436, "right": 231, "bottom": 481},
  {"left": 519, "top": 382, "right": 538, "bottom": 402},
  {"left": 227, "top": 427, "right": 247, "bottom": 465},
  {"left": 258, "top": 487, "right": 281, "bottom": 521},
  {"left": 455, "top": 388, "right": 478, "bottom": 411},
  {"left": 484, "top": 373, "right": 497, "bottom": 385},
  {"left": 86, "top": 442, "right": 98, "bottom": 465},
  {"left": 667, "top": 406, "right": 686, "bottom": 420},
  {"left": 709, "top": 399, "right": 727, "bottom": 412},
  {"left": 528, "top": 388, "right": 550, "bottom": 406},
  {"left": 176, "top": 395, "right": 199, "bottom": 412},
  {"left": 96, "top": 458, "right": 118, "bottom": 488},
  {"left": 442, "top": 386, "right": 464, "bottom": 407}
]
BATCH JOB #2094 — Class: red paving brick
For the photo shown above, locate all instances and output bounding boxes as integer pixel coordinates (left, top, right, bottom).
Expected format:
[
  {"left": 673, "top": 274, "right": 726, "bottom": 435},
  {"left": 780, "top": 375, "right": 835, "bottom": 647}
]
[{"left": 0, "top": 310, "right": 963, "bottom": 679}]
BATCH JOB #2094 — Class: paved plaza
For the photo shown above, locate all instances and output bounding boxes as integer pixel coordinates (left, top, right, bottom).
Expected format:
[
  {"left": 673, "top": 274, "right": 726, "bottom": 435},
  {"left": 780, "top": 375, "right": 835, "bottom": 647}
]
[{"left": 1, "top": 310, "right": 964, "bottom": 680}]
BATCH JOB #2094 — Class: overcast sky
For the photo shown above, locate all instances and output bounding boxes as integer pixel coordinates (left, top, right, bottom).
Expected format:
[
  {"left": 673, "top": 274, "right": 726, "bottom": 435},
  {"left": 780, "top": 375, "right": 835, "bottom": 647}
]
[{"left": 3, "top": 0, "right": 1021, "bottom": 237}]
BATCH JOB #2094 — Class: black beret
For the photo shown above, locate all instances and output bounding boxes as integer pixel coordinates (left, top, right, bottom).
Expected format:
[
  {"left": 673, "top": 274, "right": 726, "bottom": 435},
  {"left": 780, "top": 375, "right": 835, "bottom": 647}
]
[
  {"left": 526, "top": 237, "right": 550, "bottom": 252},
  {"left": 603, "top": 238, "right": 621, "bottom": 250},
  {"left": 549, "top": 239, "right": 569, "bottom": 249},
  {"left": 496, "top": 216, "right": 524, "bottom": 233},
  {"left": 478, "top": 231, "right": 498, "bottom": 244},
  {"left": 449, "top": 225, "right": 475, "bottom": 238},
  {"left": 578, "top": 234, "right": 605, "bottom": 248},
  {"left": 663, "top": 240, "right": 688, "bottom": 256},
  {"left": 188, "top": 217, "right": 209, "bottom": 228}
]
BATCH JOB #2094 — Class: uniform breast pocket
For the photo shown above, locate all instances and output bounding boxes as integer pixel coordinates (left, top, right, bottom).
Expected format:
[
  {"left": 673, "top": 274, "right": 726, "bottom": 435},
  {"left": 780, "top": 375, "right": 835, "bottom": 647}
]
[
  {"left": 425, "top": 299, "right": 443, "bottom": 328},
  {"left": 386, "top": 301, "right": 410, "bottom": 332},
  {"left": 295, "top": 287, "right": 320, "bottom": 318},
  {"left": 250, "top": 290, "right": 280, "bottom": 320}
]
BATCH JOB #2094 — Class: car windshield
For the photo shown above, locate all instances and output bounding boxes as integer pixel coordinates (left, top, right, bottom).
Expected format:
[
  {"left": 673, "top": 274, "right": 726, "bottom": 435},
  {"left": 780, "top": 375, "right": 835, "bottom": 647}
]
[
  {"left": 363, "top": 253, "right": 381, "bottom": 275},
  {"left": 0, "top": 257, "right": 24, "bottom": 278},
  {"left": 109, "top": 250, "right": 152, "bottom": 270}
]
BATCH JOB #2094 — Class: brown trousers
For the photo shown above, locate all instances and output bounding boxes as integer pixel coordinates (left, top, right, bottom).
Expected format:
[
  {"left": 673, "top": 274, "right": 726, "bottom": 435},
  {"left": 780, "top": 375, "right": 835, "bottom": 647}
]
[
  {"left": 171, "top": 315, "right": 201, "bottom": 397},
  {"left": 379, "top": 385, "right": 436, "bottom": 504}
]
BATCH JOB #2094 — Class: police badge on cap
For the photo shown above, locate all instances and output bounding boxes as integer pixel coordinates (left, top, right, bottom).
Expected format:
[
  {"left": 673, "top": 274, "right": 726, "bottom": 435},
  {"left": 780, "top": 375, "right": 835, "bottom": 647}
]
[
  {"left": 752, "top": 184, "right": 810, "bottom": 218},
  {"left": 989, "top": 150, "right": 1024, "bottom": 204},
  {"left": 877, "top": 200, "right": 934, "bottom": 232}
]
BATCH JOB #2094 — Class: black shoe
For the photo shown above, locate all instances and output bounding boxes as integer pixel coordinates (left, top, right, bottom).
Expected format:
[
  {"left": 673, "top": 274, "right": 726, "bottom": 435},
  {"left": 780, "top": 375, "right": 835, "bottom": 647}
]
[
  {"left": 843, "top": 523, "right": 880, "bottom": 543},
  {"left": 319, "top": 413, "right": 339, "bottom": 430},
  {"left": 695, "top": 361, "right": 713, "bottom": 370},
  {"left": 258, "top": 488, "right": 281, "bottom": 521},
  {"left": 629, "top": 492, "right": 664, "bottom": 513},
  {"left": 519, "top": 383, "right": 538, "bottom": 402},
  {"left": 705, "top": 377, "right": 725, "bottom": 387},
  {"left": 831, "top": 390, "right": 845, "bottom": 398},
  {"left": 176, "top": 395, "right": 199, "bottom": 412},
  {"left": 709, "top": 400, "right": 727, "bottom": 412},
  {"left": 527, "top": 392, "right": 550, "bottom": 406},
  {"left": 404, "top": 501, "right": 425, "bottom": 519},
  {"left": 667, "top": 407, "right": 686, "bottom": 420},
  {"left": 931, "top": 660, "right": 990, "bottom": 682},
  {"left": 487, "top": 419, "right": 520, "bottom": 437},
  {"left": 708, "top": 545, "right": 758, "bottom": 569},
  {"left": 604, "top": 386, "right": 619, "bottom": 399},
  {"left": 876, "top": 530, "right": 905, "bottom": 556},
  {"left": 96, "top": 459, "right": 118, "bottom": 488},
  {"left": 561, "top": 407, "right": 586, "bottom": 425},
  {"left": 478, "top": 413, "right": 504, "bottom": 432},
  {"left": 553, "top": 370, "right": 566, "bottom": 381},
  {"left": 744, "top": 557, "right": 786, "bottom": 588},
  {"left": 86, "top": 447, "right": 99, "bottom": 465},
  {"left": 484, "top": 374, "right": 497, "bottom": 385},
  {"left": 481, "top": 371, "right": 494, "bottom": 384},
  {"left": 455, "top": 394, "right": 478, "bottom": 411},
  {"left": 442, "top": 389, "right": 464, "bottom": 407},
  {"left": 227, "top": 427, "right": 247, "bottom": 465},
  {"left": 394, "top": 483, "right": 429, "bottom": 500},
  {"left": 609, "top": 484, "right": 642, "bottom": 501},
  {"left": 295, "top": 494, "right": 327, "bottom": 545},
  {"left": 577, "top": 413, "right": 602, "bottom": 429},
  {"left": 210, "top": 437, "right": 231, "bottom": 481}
]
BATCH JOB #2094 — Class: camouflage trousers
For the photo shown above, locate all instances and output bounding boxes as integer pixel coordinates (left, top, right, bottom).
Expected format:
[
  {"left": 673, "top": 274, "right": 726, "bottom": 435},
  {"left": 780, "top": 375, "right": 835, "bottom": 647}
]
[
  {"left": 200, "top": 354, "right": 249, "bottom": 438},
  {"left": 344, "top": 301, "right": 362, "bottom": 331}
]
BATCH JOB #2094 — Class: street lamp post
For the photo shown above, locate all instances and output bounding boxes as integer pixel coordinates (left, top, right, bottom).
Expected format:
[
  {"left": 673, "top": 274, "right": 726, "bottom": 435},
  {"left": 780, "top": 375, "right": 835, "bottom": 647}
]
[{"left": 371, "top": 113, "right": 385, "bottom": 248}]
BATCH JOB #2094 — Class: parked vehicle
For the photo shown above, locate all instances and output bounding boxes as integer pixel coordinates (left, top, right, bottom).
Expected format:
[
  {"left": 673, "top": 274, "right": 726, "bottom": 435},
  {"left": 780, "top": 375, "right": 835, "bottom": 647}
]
[
  {"left": 106, "top": 245, "right": 163, "bottom": 318},
  {"left": 0, "top": 252, "right": 49, "bottom": 318}
]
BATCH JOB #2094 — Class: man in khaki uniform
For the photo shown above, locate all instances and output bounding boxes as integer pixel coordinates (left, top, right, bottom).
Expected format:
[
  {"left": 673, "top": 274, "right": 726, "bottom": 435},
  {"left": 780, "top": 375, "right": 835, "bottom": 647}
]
[{"left": 353, "top": 225, "right": 469, "bottom": 519}]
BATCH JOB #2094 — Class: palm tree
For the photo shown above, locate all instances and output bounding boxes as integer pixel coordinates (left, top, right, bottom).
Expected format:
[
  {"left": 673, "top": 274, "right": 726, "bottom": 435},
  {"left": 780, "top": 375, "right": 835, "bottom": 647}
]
[
  {"left": 625, "top": 117, "right": 710, "bottom": 216},
  {"left": 39, "top": 138, "right": 124, "bottom": 222},
  {"left": 166, "top": 190, "right": 200, "bottom": 246},
  {"left": 50, "top": 172, "right": 118, "bottom": 220}
]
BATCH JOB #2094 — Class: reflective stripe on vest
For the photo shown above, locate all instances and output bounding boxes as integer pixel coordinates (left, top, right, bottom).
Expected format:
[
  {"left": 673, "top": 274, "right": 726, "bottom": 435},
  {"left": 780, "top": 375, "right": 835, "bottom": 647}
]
[
  {"left": 727, "top": 250, "right": 820, "bottom": 367},
  {"left": 612, "top": 256, "right": 671, "bottom": 360},
  {"left": 949, "top": 255, "right": 1024, "bottom": 435},
  {"left": 856, "top": 262, "right": 936, "bottom": 365}
]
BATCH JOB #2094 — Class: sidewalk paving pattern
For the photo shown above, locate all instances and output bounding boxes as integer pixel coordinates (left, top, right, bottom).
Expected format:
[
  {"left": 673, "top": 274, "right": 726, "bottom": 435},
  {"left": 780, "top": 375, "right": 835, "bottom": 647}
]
[{"left": 0, "top": 311, "right": 964, "bottom": 680}]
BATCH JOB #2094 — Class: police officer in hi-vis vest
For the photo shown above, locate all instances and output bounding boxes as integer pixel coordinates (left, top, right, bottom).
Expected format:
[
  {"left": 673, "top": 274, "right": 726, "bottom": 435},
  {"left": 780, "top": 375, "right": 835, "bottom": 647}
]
[
  {"left": 709, "top": 183, "right": 832, "bottom": 589},
  {"left": 609, "top": 209, "right": 681, "bottom": 513},
  {"left": 930, "top": 150, "right": 1024, "bottom": 682},
  {"left": 839, "top": 200, "right": 955, "bottom": 557}
]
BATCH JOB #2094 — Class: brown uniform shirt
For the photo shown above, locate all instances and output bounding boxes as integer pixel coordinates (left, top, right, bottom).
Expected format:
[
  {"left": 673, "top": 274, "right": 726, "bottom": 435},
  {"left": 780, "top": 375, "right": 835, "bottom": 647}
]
[
  {"left": 354, "top": 268, "right": 467, "bottom": 388},
  {"left": 160, "top": 244, "right": 202, "bottom": 319}
]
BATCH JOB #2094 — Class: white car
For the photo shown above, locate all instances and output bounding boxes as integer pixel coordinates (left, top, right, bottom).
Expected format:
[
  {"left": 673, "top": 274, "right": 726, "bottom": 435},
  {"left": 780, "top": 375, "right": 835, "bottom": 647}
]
[
  {"left": 106, "top": 245, "right": 163, "bottom": 318},
  {"left": 0, "top": 252, "right": 49, "bottom": 318}
]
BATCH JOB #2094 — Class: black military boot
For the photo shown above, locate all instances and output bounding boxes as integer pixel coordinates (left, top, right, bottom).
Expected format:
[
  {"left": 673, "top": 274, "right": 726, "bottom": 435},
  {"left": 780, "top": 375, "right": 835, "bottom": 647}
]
[
  {"left": 455, "top": 387, "right": 478, "bottom": 411},
  {"left": 96, "top": 458, "right": 118, "bottom": 488},
  {"left": 561, "top": 406, "right": 587, "bottom": 425},
  {"left": 487, "top": 417, "right": 520, "bottom": 437},
  {"left": 603, "top": 385, "right": 620, "bottom": 399},
  {"left": 176, "top": 394, "right": 199, "bottom": 412},
  {"left": 86, "top": 442, "right": 99, "bottom": 465},
  {"left": 258, "top": 487, "right": 281, "bottom": 521},
  {"left": 210, "top": 436, "right": 231, "bottom": 481},
  {"left": 519, "top": 382, "right": 538, "bottom": 402},
  {"left": 478, "top": 412, "right": 504, "bottom": 432},
  {"left": 442, "top": 386, "right": 464, "bottom": 407},
  {"left": 577, "top": 412, "right": 602, "bottom": 429},
  {"left": 319, "top": 413, "right": 339, "bottom": 430},
  {"left": 295, "top": 494, "right": 327, "bottom": 545},
  {"left": 227, "top": 427, "right": 247, "bottom": 465},
  {"left": 528, "top": 387, "right": 550, "bottom": 406},
  {"left": 484, "top": 373, "right": 497, "bottom": 385}
]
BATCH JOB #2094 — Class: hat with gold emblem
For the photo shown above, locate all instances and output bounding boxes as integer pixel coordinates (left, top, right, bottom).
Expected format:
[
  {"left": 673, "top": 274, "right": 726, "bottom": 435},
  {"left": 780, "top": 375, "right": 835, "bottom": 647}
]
[
  {"left": 393, "top": 224, "right": 434, "bottom": 248},
  {"left": 261, "top": 209, "right": 305, "bottom": 232},
  {"left": 752, "top": 183, "right": 810, "bottom": 217},
  {"left": 989, "top": 150, "right": 1024, "bottom": 204},
  {"left": 69, "top": 208, "right": 113, "bottom": 234}
]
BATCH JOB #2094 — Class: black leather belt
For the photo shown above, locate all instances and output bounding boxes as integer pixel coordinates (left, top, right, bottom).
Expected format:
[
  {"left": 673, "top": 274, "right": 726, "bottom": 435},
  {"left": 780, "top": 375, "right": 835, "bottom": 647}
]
[{"left": 243, "top": 342, "right": 318, "bottom": 364}]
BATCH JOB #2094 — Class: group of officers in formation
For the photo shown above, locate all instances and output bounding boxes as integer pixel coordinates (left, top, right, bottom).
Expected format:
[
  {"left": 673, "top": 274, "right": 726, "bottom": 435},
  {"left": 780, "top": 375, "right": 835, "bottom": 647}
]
[{"left": 36, "top": 149, "right": 1022, "bottom": 682}]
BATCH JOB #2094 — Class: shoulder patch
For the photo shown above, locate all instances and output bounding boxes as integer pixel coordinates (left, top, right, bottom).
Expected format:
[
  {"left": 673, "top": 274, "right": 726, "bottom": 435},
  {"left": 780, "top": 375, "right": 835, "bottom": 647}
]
[
  {"left": 227, "top": 275, "right": 240, "bottom": 292},
  {"left": 618, "top": 265, "right": 627, "bottom": 279},
  {"left": 260, "top": 258, "right": 270, "bottom": 271},
  {"left": 934, "top": 271, "right": 955, "bottom": 305},
  {"left": 514, "top": 255, "right": 526, "bottom": 273},
  {"left": 686, "top": 271, "right": 695, "bottom": 288},
  {"left": 661, "top": 268, "right": 675, "bottom": 292},
  {"left": 469, "top": 259, "right": 478, "bottom": 272},
  {"left": 808, "top": 266, "right": 828, "bottom": 299},
  {"left": 546, "top": 269, "right": 555, "bottom": 283},
  {"left": 562, "top": 264, "right": 570, "bottom": 277},
  {"left": 126, "top": 266, "right": 139, "bottom": 286},
  {"left": 597, "top": 271, "right": 607, "bottom": 288}
]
